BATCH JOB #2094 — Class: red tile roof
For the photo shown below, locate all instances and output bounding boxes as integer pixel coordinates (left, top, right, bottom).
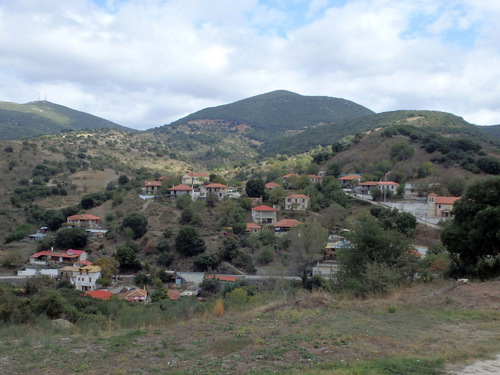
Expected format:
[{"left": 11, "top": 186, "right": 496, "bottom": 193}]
[
  {"left": 246, "top": 223, "right": 262, "bottom": 231},
  {"left": 145, "top": 181, "right": 162, "bottom": 187},
  {"left": 205, "top": 183, "right": 228, "bottom": 188},
  {"left": 169, "top": 184, "right": 194, "bottom": 191},
  {"left": 121, "top": 289, "right": 147, "bottom": 301},
  {"left": 359, "top": 181, "right": 399, "bottom": 186},
  {"left": 286, "top": 194, "right": 310, "bottom": 199},
  {"left": 274, "top": 219, "right": 301, "bottom": 228},
  {"left": 435, "top": 196, "right": 460, "bottom": 205},
  {"left": 84, "top": 290, "right": 112, "bottom": 300},
  {"left": 283, "top": 173, "right": 300, "bottom": 178},
  {"left": 339, "top": 174, "right": 362, "bottom": 180},
  {"left": 167, "top": 290, "right": 181, "bottom": 300},
  {"left": 30, "top": 249, "right": 85, "bottom": 259},
  {"left": 265, "top": 182, "right": 280, "bottom": 189},
  {"left": 251, "top": 205, "right": 277, "bottom": 211}
]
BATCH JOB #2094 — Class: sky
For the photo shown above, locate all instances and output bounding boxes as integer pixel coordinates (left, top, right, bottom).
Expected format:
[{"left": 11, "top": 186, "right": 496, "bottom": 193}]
[{"left": 1, "top": 0, "right": 500, "bottom": 130}]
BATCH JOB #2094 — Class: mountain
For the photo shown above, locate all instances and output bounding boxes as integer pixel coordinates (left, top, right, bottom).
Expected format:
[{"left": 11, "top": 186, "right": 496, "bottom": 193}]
[
  {"left": 159, "top": 90, "right": 375, "bottom": 142},
  {"left": 265, "top": 110, "right": 500, "bottom": 155},
  {"left": 0, "top": 100, "right": 132, "bottom": 139},
  {"left": 476, "top": 124, "right": 500, "bottom": 139}
]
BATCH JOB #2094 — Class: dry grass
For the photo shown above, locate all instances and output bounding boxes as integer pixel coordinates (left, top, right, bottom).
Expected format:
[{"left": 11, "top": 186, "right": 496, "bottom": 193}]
[{"left": 1, "top": 281, "right": 499, "bottom": 374}]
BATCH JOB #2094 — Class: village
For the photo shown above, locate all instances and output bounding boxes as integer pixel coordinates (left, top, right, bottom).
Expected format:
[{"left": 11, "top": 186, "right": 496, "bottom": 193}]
[{"left": 9, "top": 169, "right": 460, "bottom": 304}]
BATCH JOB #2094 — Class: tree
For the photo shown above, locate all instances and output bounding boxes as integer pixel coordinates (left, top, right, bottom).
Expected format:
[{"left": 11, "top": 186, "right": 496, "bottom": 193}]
[
  {"left": 151, "top": 288, "right": 170, "bottom": 302},
  {"left": 93, "top": 257, "right": 119, "bottom": 283},
  {"left": 175, "top": 226, "right": 206, "bottom": 257},
  {"left": 417, "top": 162, "right": 434, "bottom": 178},
  {"left": 335, "top": 214, "right": 414, "bottom": 296},
  {"left": 44, "top": 210, "right": 66, "bottom": 231},
  {"left": 121, "top": 213, "right": 148, "bottom": 240},
  {"left": 55, "top": 227, "right": 88, "bottom": 249},
  {"left": 118, "top": 175, "right": 130, "bottom": 185},
  {"left": 287, "top": 220, "right": 328, "bottom": 284},
  {"left": 268, "top": 187, "right": 286, "bottom": 206},
  {"left": 446, "top": 176, "right": 466, "bottom": 196},
  {"left": 245, "top": 178, "right": 266, "bottom": 198},
  {"left": 194, "top": 252, "right": 219, "bottom": 271},
  {"left": 441, "top": 176, "right": 500, "bottom": 278},
  {"left": 115, "top": 245, "right": 141, "bottom": 270},
  {"left": 391, "top": 142, "right": 414, "bottom": 161}
]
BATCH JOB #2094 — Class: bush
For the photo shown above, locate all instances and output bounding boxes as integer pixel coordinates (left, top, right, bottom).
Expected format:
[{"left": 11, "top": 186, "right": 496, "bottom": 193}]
[
  {"left": 55, "top": 227, "right": 88, "bottom": 249},
  {"left": 175, "top": 226, "right": 206, "bottom": 257},
  {"left": 257, "top": 246, "right": 274, "bottom": 264},
  {"left": 121, "top": 213, "right": 148, "bottom": 240},
  {"left": 194, "top": 252, "right": 219, "bottom": 271}
]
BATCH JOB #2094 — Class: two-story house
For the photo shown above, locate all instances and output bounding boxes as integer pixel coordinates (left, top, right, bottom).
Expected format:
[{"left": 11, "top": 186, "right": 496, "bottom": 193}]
[
  {"left": 182, "top": 173, "right": 209, "bottom": 186},
  {"left": 168, "top": 184, "right": 194, "bottom": 199},
  {"left": 203, "top": 183, "right": 228, "bottom": 200},
  {"left": 285, "top": 194, "right": 310, "bottom": 210},
  {"left": 66, "top": 214, "right": 102, "bottom": 228},
  {"left": 251, "top": 205, "right": 278, "bottom": 224},
  {"left": 144, "top": 180, "right": 162, "bottom": 195}
]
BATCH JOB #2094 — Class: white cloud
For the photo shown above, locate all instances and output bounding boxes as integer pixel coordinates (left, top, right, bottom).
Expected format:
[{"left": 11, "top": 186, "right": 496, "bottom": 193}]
[{"left": 0, "top": 0, "right": 499, "bottom": 130}]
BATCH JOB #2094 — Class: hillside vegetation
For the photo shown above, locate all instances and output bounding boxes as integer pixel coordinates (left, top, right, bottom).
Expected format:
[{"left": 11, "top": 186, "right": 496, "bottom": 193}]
[
  {"left": 0, "top": 101, "right": 132, "bottom": 140},
  {"left": 161, "top": 90, "right": 374, "bottom": 142}
]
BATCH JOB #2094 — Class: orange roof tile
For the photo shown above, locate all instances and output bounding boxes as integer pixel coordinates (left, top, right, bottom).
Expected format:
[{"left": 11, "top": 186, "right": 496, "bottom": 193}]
[
  {"left": 435, "top": 196, "right": 460, "bottom": 205},
  {"left": 169, "top": 184, "right": 194, "bottom": 191},
  {"left": 274, "top": 219, "right": 301, "bottom": 228},
  {"left": 286, "top": 194, "right": 310, "bottom": 199},
  {"left": 339, "top": 174, "right": 362, "bottom": 180},
  {"left": 167, "top": 290, "right": 181, "bottom": 300},
  {"left": 246, "top": 223, "right": 262, "bottom": 230},
  {"left": 84, "top": 290, "right": 112, "bottom": 300},
  {"left": 265, "top": 182, "right": 280, "bottom": 188},
  {"left": 145, "top": 181, "right": 162, "bottom": 187},
  {"left": 205, "top": 183, "right": 228, "bottom": 188},
  {"left": 251, "top": 205, "right": 277, "bottom": 211}
]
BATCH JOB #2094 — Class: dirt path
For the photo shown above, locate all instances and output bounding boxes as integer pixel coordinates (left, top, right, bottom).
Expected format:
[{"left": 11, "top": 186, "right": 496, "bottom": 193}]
[{"left": 448, "top": 355, "right": 500, "bottom": 374}]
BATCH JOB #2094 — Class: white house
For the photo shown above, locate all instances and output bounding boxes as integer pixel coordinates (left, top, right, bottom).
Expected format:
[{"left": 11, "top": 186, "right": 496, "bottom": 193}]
[
  {"left": 251, "top": 205, "right": 278, "bottom": 225},
  {"left": 61, "top": 265, "right": 102, "bottom": 292}
]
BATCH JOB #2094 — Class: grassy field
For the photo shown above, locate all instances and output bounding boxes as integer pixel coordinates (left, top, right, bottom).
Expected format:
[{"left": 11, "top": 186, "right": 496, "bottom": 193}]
[{"left": 1, "top": 280, "right": 499, "bottom": 375}]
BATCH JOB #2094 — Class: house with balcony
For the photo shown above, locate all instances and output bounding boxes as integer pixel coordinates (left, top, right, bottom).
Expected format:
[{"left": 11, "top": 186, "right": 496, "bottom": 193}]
[
  {"left": 203, "top": 183, "right": 228, "bottom": 200},
  {"left": 66, "top": 214, "right": 102, "bottom": 228},
  {"left": 251, "top": 205, "right": 278, "bottom": 225},
  {"left": 143, "top": 180, "right": 162, "bottom": 195},
  {"left": 168, "top": 184, "right": 194, "bottom": 199},
  {"left": 62, "top": 265, "right": 102, "bottom": 292}
]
